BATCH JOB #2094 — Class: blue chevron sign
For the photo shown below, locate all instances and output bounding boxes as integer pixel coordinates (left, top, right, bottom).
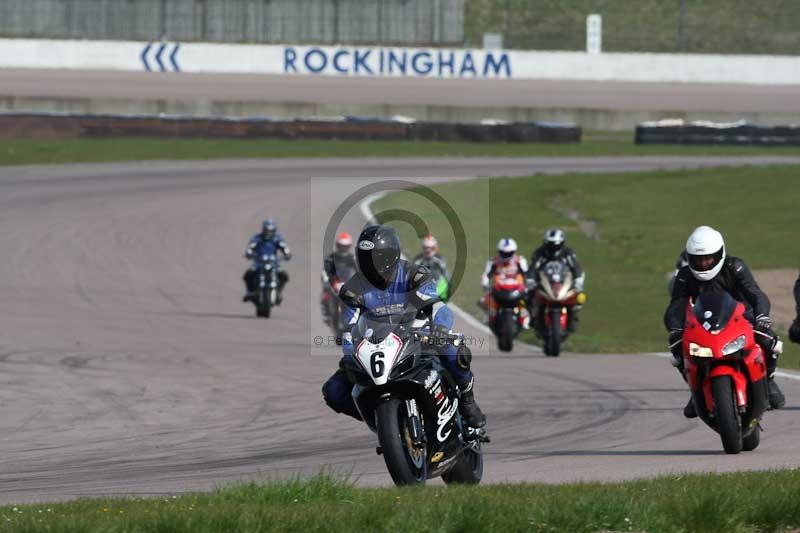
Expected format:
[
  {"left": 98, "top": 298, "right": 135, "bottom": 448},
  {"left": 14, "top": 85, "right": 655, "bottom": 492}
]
[{"left": 141, "top": 42, "right": 181, "bottom": 72}]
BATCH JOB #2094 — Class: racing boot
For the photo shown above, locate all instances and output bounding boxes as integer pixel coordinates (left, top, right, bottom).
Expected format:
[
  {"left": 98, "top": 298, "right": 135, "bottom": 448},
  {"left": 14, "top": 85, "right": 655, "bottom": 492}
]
[
  {"left": 457, "top": 378, "right": 486, "bottom": 428},
  {"left": 768, "top": 378, "right": 786, "bottom": 409},
  {"left": 242, "top": 291, "right": 254, "bottom": 302},
  {"left": 683, "top": 397, "right": 697, "bottom": 418}
]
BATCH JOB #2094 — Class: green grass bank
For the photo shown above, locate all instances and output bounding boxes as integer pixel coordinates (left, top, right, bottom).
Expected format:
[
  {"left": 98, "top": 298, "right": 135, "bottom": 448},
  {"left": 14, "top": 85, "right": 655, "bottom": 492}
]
[
  {"left": 4, "top": 136, "right": 800, "bottom": 166},
  {"left": 3, "top": 471, "right": 800, "bottom": 532}
]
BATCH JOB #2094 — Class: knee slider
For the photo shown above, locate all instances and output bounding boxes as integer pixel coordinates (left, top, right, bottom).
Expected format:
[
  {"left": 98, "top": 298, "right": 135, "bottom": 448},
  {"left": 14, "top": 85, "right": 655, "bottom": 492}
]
[{"left": 457, "top": 345, "right": 472, "bottom": 371}]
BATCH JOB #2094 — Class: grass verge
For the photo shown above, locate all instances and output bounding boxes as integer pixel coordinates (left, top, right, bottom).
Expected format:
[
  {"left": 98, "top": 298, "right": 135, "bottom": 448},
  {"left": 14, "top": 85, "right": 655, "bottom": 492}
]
[
  {"left": 3, "top": 136, "right": 800, "bottom": 165},
  {"left": 3, "top": 470, "right": 800, "bottom": 532},
  {"left": 371, "top": 165, "right": 800, "bottom": 367}
]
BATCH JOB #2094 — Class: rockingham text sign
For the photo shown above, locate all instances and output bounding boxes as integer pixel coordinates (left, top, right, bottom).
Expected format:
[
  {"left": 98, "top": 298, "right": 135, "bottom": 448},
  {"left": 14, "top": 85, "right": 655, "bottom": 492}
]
[
  {"left": 282, "top": 46, "right": 512, "bottom": 78},
  {"left": 3, "top": 38, "right": 800, "bottom": 85}
]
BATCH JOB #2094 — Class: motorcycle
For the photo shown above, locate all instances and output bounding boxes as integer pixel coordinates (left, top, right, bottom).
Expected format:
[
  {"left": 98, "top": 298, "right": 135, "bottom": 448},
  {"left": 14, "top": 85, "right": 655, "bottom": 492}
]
[
  {"left": 343, "top": 313, "right": 488, "bottom": 486},
  {"left": 252, "top": 254, "right": 280, "bottom": 318},
  {"left": 533, "top": 260, "right": 584, "bottom": 356},
  {"left": 682, "top": 292, "right": 771, "bottom": 454},
  {"left": 322, "top": 263, "right": 356, "bottom": 337},
  {"left": 488, "top": 272, "right": 527, "bottom": 352}
]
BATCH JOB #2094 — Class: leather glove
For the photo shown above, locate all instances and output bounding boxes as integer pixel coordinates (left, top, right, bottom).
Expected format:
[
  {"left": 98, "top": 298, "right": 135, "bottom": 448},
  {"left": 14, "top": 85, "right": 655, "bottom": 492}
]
[
  {"left": 755, "top": 314, "right": 773, "bottom": 332},
  {"left": 789, "top": 318, "right": 800, "bottom": 344},
  {"left": 429, "top": 325, "right": 452, "bottom": 349}
]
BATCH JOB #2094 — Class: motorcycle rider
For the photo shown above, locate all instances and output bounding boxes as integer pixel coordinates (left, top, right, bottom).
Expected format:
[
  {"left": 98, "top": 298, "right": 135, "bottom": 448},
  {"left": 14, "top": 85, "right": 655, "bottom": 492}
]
[
  {"left": 668, "top": 250, "right": 689, "bottom": 294},
  {"left": 322, "top": 225, "right": 486, "bottom": 428},
  {"left": 790, "top": 272, "right": 800, "bottom": 344},
  {"left": 528, "top": 228, "right": 585, "bottom": 333},
  {"left": 413, "top": 234, "right": 450, "bottom": 281},
  {"left": 664, "top": 225, "right": 785, "bottom": 417},
  {"left": 412, "top": 234, "right": 451, "bottom": 296},
  {"left": 479, "top": 238, "right": 530, "bottom": 329},
  {"left": 320, "top": 232, "right": 357, "bottom": 323},
  {"left": 242, "top": 219, "right": 291, "bottom": 303}
]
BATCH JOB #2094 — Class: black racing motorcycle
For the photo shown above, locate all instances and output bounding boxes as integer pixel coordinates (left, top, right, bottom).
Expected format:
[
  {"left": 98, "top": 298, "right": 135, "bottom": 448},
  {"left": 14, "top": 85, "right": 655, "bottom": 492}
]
[
  {"left": 343, "top": 314, "right": 488, "bottom": 486},
  {"left": 253, "top": 253, "right": 280, "bottom": 318}
]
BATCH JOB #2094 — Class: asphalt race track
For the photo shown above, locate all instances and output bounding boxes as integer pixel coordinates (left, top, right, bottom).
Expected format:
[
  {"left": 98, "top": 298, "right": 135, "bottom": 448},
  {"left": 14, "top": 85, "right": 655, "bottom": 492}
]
[
  {"left": 2, "top": 69, "right": 799, "bottom": 113},
  {"left": 2, "top": 156, "right": 800, "bottom": 503}
]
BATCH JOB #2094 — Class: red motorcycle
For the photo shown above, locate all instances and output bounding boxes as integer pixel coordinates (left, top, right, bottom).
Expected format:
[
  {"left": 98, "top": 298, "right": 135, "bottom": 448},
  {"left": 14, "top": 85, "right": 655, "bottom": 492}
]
[
  {"left": 682, "top": 292, "right": 769, "bottom": 454},
  {"left": 533, "top": 260, "right": 585, "bottom": 356},
  {"left": 481, "top": 272, "right": 528, "bottom": 352}
]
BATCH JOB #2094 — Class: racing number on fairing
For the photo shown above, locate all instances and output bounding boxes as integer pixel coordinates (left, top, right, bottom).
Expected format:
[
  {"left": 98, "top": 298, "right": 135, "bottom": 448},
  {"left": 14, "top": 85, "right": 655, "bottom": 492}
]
[{"left": 370, "top": 351, "right": 386, "bottom": 377}]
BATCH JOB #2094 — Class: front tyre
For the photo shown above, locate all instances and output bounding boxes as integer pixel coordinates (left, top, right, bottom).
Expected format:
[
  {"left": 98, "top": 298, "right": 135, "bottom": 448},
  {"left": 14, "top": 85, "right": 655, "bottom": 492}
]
[
  {"left": 712, "top": 375, "right": 742, "bottom": 454},
  {"left": 545, "top": 310, "right": 561, "bottom": 357},
  {"left": 256, "top": 288, "right": 272, "bottom": 318},
  {"left": 497, "top": 310, "right": 514, "bottom": 352},
  {"left": 441, "top": 445, "right": 483, "bottom": 485},
  {"left": 376, "top": 399, "right": 427, "bottom": 486}
]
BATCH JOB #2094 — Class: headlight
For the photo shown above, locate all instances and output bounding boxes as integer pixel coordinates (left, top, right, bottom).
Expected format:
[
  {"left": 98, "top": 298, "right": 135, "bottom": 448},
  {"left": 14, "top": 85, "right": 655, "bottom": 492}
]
[
  {"left": 508, "top": 290, "right": 520, "bottom": 299},
  {"left": 689, "top": 342, "right": 714, "bottom": 358},
  {"left": 722, "top": 335, "right": 746, "bottom": 356}
]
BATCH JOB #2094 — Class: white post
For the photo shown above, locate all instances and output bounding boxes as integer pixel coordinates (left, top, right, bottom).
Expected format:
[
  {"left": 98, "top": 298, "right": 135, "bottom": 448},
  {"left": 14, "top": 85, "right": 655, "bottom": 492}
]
[{"left": 586, "top": 14, "right": 602, "bottom": 54}]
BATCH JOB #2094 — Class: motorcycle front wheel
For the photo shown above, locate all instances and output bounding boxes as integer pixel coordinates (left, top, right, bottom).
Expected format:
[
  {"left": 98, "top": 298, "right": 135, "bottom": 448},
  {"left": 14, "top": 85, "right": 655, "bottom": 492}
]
[
  {"left": 256, "top": 288, "right": 271, "bottom": 318},
  {"left": 376, "top": 398, "right": 427, "bottom": 486},
  {"left": 545, "top": 309, "right": 562, "bottom": 356},
  {"left": 712, "top": 375, "right": 742, "bottom": 454},
  {"left": 497, "top": 310, "right": 514, "bottom": 352}
]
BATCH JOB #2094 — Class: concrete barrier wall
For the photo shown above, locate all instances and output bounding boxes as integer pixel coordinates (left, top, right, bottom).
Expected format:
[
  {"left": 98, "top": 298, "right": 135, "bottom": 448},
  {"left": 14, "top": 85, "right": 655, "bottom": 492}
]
[{"left": 3, "top": 38, "right": 800, "bottom": 84}]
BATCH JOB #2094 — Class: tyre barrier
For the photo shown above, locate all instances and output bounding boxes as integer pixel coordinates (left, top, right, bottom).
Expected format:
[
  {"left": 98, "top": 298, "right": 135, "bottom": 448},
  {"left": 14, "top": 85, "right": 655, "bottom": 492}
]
[
  {"left": 635, "top": 119, "right": 800, "bottom": 146},
  {"left": 0, "top": 112, "right": 581, "bottom": 143}
]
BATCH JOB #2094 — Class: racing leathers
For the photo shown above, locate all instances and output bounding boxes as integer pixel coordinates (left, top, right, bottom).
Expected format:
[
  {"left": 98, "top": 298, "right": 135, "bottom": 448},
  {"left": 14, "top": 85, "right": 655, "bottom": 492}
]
[
  {"left": 320, "top": 252, "right": 357, "bottom": 322},
  {"left": 322, "top": 260, "right": 486, "bottom": 428},
  {"left": 412, "top": 252, "right": 450, "bottom": 284},
  {"left": 790, "top": 273, "right": 800, "bottom": 344},
  {"left": 243, "top": 232, "right": 291, "bottom": 302},
  {"left": 664, "top": 256, "right": 785, "bottom": 409},
  {"left": 528, "top": 244, "right": 585, "bottom": 333}
]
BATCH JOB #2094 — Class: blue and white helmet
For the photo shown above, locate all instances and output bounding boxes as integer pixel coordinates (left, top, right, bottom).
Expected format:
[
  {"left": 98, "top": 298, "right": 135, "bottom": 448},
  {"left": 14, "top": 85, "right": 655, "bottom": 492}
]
[{"left": 497, "top": 237, "right": 518, "bottom": 261}]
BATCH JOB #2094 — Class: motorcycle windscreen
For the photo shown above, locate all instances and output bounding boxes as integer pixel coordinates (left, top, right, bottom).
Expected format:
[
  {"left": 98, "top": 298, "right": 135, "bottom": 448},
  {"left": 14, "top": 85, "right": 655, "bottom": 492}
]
[{"left": 692, "top": 291, "right": 738, "bottom": 332}]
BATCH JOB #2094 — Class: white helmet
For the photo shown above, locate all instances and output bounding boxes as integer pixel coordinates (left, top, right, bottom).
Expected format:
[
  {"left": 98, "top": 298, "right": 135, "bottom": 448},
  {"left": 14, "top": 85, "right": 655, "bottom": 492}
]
[
  {"left": 497, "top": 237, "right": 518, "bottom": 262},
  {"left": 685, "top": 225, "right": 726, "bottom": 281}
]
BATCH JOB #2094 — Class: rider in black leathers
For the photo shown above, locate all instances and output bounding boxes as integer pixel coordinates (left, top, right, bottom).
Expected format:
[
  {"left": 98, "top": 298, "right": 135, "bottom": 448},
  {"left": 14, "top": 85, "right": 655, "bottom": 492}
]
[
  {"left": 790, "top": 273, "right": 800, "bottom": 344},
  {"left": 665, "top": 226, "right": 785, "bottom": 417},
  {"left": 528, "top": 228, "right": 585, "bottom": 333}
]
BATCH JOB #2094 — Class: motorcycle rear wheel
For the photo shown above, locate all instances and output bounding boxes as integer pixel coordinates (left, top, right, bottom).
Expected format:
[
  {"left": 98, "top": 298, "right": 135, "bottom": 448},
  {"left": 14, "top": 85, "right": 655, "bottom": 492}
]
[
  {"left": 376, "top": 398, "right": 427, "bottom": 486},
  {"left": 712, "top": 375, "right": 742, "bottom": 454}
]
